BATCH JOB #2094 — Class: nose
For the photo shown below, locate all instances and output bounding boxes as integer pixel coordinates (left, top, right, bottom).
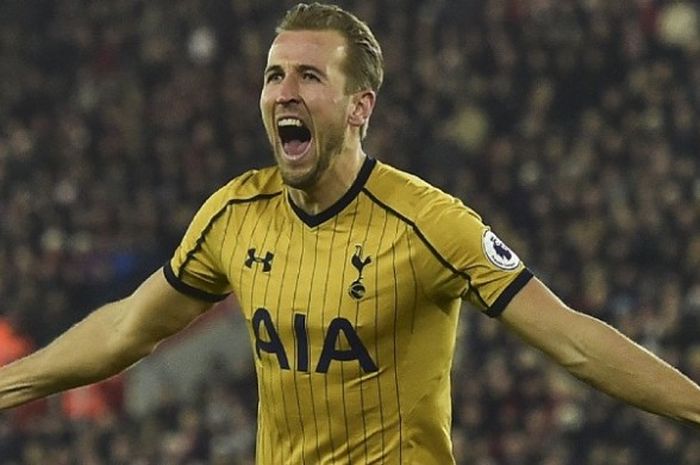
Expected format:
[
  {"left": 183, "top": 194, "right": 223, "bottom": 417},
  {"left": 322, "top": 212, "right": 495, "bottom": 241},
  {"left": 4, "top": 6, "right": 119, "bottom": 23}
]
[{"left": 275, "top": 75, "right": 300, "bottom": 104}]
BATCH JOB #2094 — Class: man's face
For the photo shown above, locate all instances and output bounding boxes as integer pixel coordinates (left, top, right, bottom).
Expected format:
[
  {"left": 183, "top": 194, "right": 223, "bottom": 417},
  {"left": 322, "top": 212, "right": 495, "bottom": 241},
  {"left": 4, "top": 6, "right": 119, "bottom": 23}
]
[{"left": 260, "top": 29, "right": 353, "bottom": 189}]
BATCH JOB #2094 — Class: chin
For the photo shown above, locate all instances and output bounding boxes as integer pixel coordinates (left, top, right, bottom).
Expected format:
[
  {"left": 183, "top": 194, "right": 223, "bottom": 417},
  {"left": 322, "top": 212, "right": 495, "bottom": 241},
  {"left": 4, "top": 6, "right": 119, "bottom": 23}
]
[{"left": 274, "top": 150, "right": 318, "bottom": 189}]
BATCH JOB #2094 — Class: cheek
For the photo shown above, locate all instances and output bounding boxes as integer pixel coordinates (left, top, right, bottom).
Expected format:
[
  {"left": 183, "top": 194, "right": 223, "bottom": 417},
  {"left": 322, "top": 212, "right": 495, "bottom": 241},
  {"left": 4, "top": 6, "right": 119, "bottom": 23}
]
[
  {"left": 259, "top": 91, "right": 270, "bottom": 115},
  {"left": 314, "top": 95, "right": 350, "bottom": 123},
  {"left": 259, "top": 94, "right": 274, "bottom": 127},
  {"left": 260, "top": 84, "right": 278, "bottom": 109}
]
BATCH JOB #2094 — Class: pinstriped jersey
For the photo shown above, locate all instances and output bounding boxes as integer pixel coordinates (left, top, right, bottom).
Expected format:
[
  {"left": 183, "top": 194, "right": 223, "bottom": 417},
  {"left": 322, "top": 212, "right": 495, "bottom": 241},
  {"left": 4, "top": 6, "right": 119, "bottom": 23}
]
[{"left": 164, "top": 157, "right": 533, "bottom": 465}]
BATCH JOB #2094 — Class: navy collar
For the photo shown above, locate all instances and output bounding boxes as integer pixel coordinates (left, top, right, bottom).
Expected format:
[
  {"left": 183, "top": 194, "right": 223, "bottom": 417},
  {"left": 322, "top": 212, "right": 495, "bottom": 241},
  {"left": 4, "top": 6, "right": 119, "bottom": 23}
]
[{"left": 288, "top": 157, "right": 377, "bottom": 227}]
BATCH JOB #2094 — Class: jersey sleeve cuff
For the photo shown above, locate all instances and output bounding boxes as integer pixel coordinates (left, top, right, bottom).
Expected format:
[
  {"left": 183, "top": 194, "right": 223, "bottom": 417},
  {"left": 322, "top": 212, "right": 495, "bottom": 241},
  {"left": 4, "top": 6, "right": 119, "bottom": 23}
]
[
  {"left": 484, "top": 268, "right": 534, "bottom": 318},
  {"left": 162, "top": 262, "right": 231, "bottom": 303}
]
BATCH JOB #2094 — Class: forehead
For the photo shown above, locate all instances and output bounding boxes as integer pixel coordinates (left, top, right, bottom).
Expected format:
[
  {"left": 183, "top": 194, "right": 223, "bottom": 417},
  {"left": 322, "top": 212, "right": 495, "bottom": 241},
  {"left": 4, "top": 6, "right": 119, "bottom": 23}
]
[{"left": 267, "top": 30, "right": 348, "bottom": 70}]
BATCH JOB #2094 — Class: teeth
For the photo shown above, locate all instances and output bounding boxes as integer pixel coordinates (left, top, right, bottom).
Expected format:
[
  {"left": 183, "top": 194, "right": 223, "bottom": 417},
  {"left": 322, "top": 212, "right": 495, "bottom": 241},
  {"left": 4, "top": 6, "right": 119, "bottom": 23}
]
[{"left": 277, "top": 117, "right": 304, "bottom": 127}]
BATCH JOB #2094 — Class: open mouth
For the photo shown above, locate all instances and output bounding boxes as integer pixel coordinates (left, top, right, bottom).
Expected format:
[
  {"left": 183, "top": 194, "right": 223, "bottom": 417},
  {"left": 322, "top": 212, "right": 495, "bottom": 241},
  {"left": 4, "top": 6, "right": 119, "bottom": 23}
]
[{"left": 277, "top": 117, "right": 312, "bottom": 158}]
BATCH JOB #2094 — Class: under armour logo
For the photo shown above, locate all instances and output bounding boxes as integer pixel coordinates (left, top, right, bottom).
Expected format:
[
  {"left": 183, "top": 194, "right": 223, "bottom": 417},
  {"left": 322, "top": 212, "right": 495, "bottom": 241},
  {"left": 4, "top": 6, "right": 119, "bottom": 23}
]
[
  {"left": 245, "top": 248, "right": 274, "bottom": 272},
  {"left": 348, "top": 245, "right": 372, "bottom": 300}
]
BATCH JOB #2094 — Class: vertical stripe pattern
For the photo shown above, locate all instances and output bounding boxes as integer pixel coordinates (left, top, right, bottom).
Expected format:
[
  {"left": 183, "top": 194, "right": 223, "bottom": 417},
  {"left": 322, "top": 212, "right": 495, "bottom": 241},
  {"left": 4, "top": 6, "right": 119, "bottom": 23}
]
[{"left": 167, "top": 159, "right": 530, "bottom": 464}]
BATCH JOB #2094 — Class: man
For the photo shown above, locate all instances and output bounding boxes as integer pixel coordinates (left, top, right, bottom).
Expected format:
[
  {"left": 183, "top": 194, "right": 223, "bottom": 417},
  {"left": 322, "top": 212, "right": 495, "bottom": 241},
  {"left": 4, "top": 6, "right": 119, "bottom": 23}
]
[{"left": 1, "top": 3, "right": 699, "bottom": 464}]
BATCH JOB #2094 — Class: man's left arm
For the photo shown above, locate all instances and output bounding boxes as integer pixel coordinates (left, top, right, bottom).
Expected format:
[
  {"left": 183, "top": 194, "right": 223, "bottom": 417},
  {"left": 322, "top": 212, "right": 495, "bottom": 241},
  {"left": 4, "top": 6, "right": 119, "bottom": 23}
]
[{"left": 499, "top": 276, "right": 700, "bottom": 428}]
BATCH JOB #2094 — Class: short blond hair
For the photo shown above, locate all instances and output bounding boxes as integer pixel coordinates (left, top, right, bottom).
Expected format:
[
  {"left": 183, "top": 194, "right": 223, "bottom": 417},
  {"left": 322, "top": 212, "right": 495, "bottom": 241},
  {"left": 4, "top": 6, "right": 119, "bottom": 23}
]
[{"left": 277, "top": 2, "right": 384, "bottom": 95}]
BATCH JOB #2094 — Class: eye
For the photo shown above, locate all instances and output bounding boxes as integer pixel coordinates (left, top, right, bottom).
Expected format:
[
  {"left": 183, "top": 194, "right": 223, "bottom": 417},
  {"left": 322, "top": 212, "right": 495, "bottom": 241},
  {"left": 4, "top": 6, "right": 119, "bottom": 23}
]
[
  {"left": 302, "top": 71, "right": 320, "bottom": 82},
  {"left": 265, "top": 72, "right": 283, "bottom": 84}
]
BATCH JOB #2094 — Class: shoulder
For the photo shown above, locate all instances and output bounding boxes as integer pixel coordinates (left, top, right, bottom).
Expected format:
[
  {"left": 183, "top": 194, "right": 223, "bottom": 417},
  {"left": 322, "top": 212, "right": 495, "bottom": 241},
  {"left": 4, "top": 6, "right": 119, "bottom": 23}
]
[
  {"left": 185, "top": 166, "right": 283, "bottom": 231},
  {"left": 364, "top": 160, "right": 481, "bottom": 226},
  {"left": 218, "top": 166, "right": 284, "bottom": 201},
  {"left": 204, "top": 166, "right": 284, "bottom": 211}
]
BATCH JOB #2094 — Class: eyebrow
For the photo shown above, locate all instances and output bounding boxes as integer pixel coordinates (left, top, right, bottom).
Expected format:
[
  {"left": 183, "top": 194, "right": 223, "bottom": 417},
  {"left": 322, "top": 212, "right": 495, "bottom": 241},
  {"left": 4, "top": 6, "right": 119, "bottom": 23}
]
[{"left": 264, "top": 64, "right": 327, "bottom": 79}]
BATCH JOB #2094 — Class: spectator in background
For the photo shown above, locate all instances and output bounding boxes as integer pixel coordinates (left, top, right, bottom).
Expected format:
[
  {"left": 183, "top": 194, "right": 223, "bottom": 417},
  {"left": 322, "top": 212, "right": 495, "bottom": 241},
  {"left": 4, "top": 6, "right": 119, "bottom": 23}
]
[
  {"left": 0, "top": 312, "right": 32, "bottom": 368},
  {"left": 1, "top": 0, "right": 699, "bottom": 463}
]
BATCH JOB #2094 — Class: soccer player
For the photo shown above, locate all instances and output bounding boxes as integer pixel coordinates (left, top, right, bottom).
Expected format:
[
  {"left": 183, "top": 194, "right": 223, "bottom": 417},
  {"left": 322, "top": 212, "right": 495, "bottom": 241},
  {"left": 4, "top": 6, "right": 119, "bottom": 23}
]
[{"left": 1, "top": 3, "right": 699, "bottom": 464}]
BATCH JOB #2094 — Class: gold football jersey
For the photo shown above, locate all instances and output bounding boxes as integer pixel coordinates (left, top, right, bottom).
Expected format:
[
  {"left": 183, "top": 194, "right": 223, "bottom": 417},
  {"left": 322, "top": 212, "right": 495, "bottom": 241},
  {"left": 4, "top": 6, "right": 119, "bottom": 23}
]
[{"left": 165, "top": 157, "right": 532, "bottom": 464}]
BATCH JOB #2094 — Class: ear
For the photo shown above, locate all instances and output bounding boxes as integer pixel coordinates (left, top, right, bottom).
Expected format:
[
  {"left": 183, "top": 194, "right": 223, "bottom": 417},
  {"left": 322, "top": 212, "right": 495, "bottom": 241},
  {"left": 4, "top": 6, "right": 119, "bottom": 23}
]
[{"left": 348, "top": 90, "right": 376, "bottom": 129}]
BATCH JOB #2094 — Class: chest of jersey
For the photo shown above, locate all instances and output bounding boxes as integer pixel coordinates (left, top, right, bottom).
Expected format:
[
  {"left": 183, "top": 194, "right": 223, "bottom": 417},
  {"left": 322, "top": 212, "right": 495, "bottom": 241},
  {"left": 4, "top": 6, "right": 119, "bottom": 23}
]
[{"left": 226, "top": 199, "right": 420, "bottom": 376}]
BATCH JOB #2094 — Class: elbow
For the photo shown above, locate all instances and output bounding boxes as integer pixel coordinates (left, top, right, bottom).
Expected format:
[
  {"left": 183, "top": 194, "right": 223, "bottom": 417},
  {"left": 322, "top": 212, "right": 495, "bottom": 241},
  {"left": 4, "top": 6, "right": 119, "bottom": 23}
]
[
  {"left": 105, "top": 331, "right": 155, "bottom": 371},
  {"left": 106, "top": 299, "right": 161, "bottom": 369},
  {"left": 549, "top": 338, "right": 596, "bottom": 383},
  {"left": 559, "top": 354, "right": 594, "bottom": 383},
  {"left": 103, "top": 324, "right": 155, "bottom": 375}
]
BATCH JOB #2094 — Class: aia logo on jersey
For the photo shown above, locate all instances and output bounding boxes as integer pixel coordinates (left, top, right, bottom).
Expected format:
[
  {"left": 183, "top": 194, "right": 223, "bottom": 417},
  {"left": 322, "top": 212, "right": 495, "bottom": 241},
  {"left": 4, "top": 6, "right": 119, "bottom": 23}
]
[
  {"left": 348, "top": 244, "right": 371, "bottom": 300},
  {"left": 252, "top": 308, "right": 378, "bottom": 374}
]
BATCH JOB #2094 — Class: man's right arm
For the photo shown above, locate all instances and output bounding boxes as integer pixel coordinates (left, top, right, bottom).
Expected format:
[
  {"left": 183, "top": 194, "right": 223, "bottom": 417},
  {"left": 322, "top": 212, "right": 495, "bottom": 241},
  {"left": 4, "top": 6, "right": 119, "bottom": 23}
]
[{"left": 0, "top": 269, "right": 213, "bottom": 409}]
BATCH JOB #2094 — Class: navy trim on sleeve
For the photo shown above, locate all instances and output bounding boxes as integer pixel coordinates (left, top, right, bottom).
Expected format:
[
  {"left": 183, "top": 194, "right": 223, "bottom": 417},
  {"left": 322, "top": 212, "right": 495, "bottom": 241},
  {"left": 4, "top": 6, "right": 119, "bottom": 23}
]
[
  {"left": 162, "top": 263, "right": 230, "bottom": 303},
  {"left": 485, "top": 268, "right": 534, "bottom": 318}
]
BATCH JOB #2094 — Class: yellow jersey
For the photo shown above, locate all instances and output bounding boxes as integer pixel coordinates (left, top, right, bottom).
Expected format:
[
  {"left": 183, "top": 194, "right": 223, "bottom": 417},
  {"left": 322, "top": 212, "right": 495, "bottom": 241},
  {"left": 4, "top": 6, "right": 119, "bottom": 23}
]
[{"left": 165, "top": 157, "right": 532, "bottom": 464}]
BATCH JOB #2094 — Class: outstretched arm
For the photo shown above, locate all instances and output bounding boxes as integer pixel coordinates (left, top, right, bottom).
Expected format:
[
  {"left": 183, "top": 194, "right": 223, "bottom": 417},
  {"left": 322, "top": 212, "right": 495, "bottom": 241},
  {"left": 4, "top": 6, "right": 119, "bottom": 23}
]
[
  {"left": 499, "top": 277, "right": 700, "bottom": 428},
  {"left": 0, "top": 269, "right": 212, "bottom": 409}
]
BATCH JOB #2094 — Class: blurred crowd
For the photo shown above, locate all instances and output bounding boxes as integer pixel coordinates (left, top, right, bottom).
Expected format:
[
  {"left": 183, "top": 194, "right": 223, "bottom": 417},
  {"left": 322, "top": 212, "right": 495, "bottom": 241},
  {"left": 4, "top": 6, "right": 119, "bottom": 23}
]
[{"left": 1, "top": 0, "right": 700, "bottom": 463}]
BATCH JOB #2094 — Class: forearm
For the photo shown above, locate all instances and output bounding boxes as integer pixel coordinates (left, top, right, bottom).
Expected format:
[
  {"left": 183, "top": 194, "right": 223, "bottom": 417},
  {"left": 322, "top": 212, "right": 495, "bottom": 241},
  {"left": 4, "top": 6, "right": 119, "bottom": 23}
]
[
  {"left": 0, "top": 299, "right": 151, "bottom": 409},
  {"left": 501, "top": 279, "right": 700, "bottom": 428},
  {"left": 559, "top": 312, "right": 700, "bottom": 427},
  {"left": 0, "top": 269, "right": 211, "bottom": 410}
]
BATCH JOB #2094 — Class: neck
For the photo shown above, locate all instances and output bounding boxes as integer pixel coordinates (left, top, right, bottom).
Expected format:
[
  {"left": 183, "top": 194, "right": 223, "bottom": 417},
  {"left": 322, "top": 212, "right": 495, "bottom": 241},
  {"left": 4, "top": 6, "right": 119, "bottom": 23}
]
[{"left": 288, "top": 147, "right": 366, "bottom": 215}]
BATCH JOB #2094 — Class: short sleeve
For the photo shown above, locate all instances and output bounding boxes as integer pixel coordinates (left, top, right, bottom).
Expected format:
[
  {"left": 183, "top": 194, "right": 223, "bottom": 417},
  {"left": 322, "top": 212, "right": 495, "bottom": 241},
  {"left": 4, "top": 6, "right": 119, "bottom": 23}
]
[
  {"left": 415, "top": 193, "right": 532, "bottom": 317},
  {"left": 164, "top": 188, "right": 232, "bottom": 302}
]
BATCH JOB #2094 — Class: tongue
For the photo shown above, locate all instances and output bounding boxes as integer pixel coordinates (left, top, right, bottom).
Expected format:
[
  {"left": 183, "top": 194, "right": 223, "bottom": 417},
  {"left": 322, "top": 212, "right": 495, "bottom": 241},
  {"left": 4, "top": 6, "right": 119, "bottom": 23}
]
[{"left": 283, "top": 140, "right": 311, "bottom": 158}]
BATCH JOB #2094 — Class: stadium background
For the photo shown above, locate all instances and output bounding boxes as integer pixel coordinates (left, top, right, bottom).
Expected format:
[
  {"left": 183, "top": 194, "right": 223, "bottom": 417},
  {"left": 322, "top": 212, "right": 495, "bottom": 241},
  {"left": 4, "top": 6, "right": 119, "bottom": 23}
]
[{"left": 1, "top": 0, "right": 700, "bottom": 463}]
